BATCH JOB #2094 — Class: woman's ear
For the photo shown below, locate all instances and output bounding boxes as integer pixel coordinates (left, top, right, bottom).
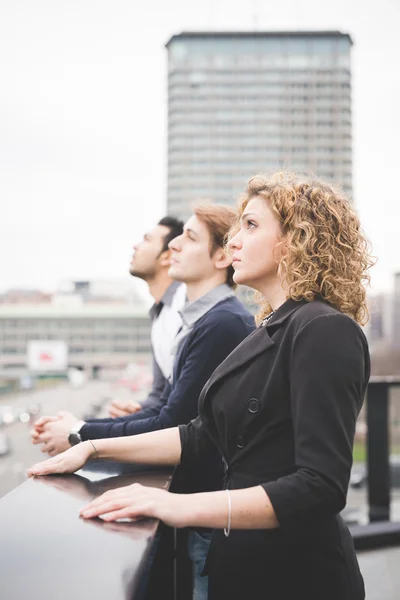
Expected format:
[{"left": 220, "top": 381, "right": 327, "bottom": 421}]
[{"left": 274, "top": 239, "right": 287, "bottom": 264}]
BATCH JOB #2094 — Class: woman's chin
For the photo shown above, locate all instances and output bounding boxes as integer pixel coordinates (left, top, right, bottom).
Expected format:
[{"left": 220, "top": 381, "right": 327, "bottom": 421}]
[{"left": 233, "top": 271, "right": 249, "bottom": 286}]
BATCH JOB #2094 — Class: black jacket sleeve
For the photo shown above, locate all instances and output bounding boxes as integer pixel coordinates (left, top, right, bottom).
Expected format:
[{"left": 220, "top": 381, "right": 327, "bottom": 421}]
[
  {"left": 262, "top": 313, "right": 370, "bottom": 529},
  {"left": 176, "top": 415, "right": 222, "bottom": 493},
  {"left": 80, "top": 315, "right": 251, "bottom": 440}
]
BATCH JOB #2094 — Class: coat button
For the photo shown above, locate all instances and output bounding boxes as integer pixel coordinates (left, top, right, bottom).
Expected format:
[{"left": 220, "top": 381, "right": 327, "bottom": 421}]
[
  {"left": 247, "top": 398, "right": 260, "bottom": 414},
  {"left": 236, "top": 435, "right": 246, "bottom": 449}
]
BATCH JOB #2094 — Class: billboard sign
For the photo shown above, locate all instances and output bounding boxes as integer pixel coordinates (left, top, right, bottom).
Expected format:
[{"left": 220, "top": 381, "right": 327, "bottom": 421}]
[{"left": 27, "top": 340, "right": 68, "bottom": 372}]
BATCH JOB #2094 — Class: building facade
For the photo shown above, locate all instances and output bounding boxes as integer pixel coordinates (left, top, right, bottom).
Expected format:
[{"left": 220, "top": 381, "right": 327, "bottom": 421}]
[
  {"left": 0, "top": 304, "right": 151, "bottom": 371},
  {"left": 166, "top": 31, "right": 353, "bottom": 220}
]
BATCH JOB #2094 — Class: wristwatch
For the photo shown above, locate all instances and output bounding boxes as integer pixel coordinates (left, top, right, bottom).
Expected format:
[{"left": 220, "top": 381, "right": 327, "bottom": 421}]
[{"left": 68, "top": 420, "right": 86, "bottom": 446}]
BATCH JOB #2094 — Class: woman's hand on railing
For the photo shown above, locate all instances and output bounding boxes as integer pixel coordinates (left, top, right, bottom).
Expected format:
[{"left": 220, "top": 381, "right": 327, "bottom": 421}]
[
  {"left": 27, "top": 441, "right": 94, "bottom": 477},
  {"left": 79, "top": 482, "right": 191, "bottom": 529}
]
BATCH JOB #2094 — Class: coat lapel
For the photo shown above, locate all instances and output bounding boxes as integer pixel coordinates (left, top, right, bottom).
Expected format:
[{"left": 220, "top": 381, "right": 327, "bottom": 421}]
[
  {"left": 200, "top": 298, "right": 310, "bottom": 403},
  {"left": 201, "top": 326, "right": 274, "bottom": 399}
]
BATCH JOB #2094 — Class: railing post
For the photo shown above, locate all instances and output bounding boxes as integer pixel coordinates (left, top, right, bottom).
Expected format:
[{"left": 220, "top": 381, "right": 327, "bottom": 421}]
[{"left": 367, "top": 381, "right": 390, "bottom": 522}]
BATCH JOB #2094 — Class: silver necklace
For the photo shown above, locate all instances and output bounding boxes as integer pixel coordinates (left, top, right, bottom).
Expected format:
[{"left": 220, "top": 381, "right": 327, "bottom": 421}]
[{"left": 261, "top": 311, "right": 275, "bottom": 327}]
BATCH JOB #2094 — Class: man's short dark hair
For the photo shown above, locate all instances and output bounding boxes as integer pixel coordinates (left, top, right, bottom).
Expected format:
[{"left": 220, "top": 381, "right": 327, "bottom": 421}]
[{"left": 158, "top": 216, "right": 184, "bottom": 252}]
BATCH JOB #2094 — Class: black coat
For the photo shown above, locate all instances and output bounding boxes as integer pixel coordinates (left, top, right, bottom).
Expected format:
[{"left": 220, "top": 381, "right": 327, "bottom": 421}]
[{"left": 179, "top": 298, "right": 369, "bottom": 600}]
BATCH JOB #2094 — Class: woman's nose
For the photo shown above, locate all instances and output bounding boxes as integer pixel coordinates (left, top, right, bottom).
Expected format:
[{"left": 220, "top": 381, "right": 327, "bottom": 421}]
[{"left": 228, "top": 231, "right": 242, "bottom": 250}]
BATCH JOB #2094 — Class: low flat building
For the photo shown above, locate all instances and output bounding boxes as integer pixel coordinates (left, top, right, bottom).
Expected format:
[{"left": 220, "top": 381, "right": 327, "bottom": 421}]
[{"left": 0, "top": 303, "right": 151, "bottom": 371}]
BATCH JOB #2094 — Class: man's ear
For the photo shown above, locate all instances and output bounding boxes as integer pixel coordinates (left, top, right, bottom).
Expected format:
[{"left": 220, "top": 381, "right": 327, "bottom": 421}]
[
  {"left": 158, "top": 249, "right": 172, "bottom": 268},
  {"left": 214, "top": 249, "right": 232, "bottom": 271}
]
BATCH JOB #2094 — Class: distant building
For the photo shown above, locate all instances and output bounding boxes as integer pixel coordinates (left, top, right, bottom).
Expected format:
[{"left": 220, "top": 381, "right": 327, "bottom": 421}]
[
  {"left": 0, "top": 303, "right": 151, "bottom": 371},
  {"left": 166, "top": 31, "right": 353, "bottom": 220},
  {"left": 0, "top": 289, "right": 52, "bottom": 304},
  {"left": 362, "top": 289, "right": 394, "bottom": 356},
  {"left": 368, "top": 293, "right": 386, "bottom": 344},
  {"left": 56, "top": 279, "right": 150, "bottom": 307}
]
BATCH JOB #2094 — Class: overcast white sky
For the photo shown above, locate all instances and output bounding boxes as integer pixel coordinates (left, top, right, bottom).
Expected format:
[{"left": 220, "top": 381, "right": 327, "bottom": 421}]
[{"left": 1, "top": 0, "right": 399, "bottom": 295}]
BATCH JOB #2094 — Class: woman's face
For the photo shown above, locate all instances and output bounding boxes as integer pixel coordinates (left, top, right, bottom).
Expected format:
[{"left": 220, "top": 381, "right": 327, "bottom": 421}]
[{"left": 228, "top": 196, "right": 283, "bottom": 292}]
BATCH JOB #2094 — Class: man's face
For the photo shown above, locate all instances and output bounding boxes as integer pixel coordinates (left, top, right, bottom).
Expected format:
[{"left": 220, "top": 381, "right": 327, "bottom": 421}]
[
  {"left": 168, "top": 215, "right": 219, "bottom": 284},
  {"left": 129, "top": 224, "right": 169, "bottom": 280}
]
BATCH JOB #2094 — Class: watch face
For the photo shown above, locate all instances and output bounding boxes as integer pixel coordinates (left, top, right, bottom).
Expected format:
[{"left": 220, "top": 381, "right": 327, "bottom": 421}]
[{"left": 68, "top": 432, "right": 81, "bottom": 446}]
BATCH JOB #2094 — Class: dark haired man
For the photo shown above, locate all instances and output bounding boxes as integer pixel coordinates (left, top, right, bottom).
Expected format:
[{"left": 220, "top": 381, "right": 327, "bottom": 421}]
[{"left": 32, "top": 216, "right": 186, "bottom": 448}]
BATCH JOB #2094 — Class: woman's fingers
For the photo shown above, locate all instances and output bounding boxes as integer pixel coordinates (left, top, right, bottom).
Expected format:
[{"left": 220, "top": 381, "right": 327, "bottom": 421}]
[
  {"left": 79, "top": 484, "right": 154, "bottom": 521},
  {"left": 80, "top": 487, "right": 134, "bottom": 513},
  {"left": 27, "top": 457, "right": 63, "bottom": 477},
  {"left": 77, "top": 484, "right": 187, "bottom": 528},
  {"left": 81, "top": 499, "right": 153, "bottom": 521},
  {"left": 98, "top": 506, "right": 150, "bottom": 522},
  {"left": 83, "top": 487, "right": 127, "bottom": 508},
  {"left": 80, "top": 499, "right": 127, "bottom": 519},
  {"left": 28, "top": 443, "right": 91, "bottom": 477}
]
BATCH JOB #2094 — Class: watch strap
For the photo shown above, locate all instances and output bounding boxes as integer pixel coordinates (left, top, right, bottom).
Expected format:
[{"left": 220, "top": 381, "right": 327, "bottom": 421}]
[{"left": 70, "top": 420, "right": 86, "bottom": 435}]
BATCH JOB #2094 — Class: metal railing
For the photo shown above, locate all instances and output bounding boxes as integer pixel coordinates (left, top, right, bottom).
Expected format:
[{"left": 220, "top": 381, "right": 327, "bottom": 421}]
[{"left": 351, "top": 376, "right": 400, "bottom": 550}]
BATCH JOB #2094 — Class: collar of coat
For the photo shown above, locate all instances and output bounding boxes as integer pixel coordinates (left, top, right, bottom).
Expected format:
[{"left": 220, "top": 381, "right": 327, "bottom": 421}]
[
  {"left": 201, "top": 297, "right": 310, "bottom": 395},
  {"left": 263, "top": 296, "right": 309, "bottom": 332}
]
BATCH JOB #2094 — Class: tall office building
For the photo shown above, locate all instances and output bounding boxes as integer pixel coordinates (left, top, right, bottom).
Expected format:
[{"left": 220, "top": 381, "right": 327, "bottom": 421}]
[{"left": 166, "top": 31, "right": 353, "bottom": 220}]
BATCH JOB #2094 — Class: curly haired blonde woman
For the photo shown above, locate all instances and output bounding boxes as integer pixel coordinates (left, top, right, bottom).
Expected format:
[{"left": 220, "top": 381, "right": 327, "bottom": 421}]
[{"left": 28, "top": 173, "right": 374, "bottom": 600}]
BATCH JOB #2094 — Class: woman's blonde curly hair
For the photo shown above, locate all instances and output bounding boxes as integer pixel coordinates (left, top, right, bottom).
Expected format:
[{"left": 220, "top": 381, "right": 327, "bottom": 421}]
[{"left": 228, "top": 172, "right": 375, "bottom": 326}]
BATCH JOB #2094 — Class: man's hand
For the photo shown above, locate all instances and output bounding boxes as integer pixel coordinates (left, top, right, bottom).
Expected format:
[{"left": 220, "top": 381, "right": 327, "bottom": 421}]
[
  {"left": 108, "top": 399, "right": 142, "bottom": 418},
  {"left": 30, "top": 411, "right": 80, "bottom": 456}
]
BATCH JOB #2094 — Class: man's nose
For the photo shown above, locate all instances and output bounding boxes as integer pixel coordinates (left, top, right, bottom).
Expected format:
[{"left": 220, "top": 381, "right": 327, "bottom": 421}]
[{"left": 169, "top": 235, "right": 181, "bottom": 251}]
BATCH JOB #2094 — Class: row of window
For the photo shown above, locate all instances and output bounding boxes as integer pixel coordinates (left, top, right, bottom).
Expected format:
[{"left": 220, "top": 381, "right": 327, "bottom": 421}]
[
  {"left": 169, "top": 82, "right": 351, "bottom": 92},
  {"left": 169, "top": 120, "right": 351, "bottom": 135},
  {"left": 168, "top": 163, "right": 351, "bottom": 178},
  {"left": 0, "top": 319, "right": 150, "bottom": 330},
  {"left": 170, "top": 59, "right": 349, "bottom": 70},
  {"left": 169, "top": 107, "right": 351, "bottom": 117},
  {"left": 168, "top": 146, "right": 351, "bottom": 155},
  {"left": 168, "top": 173, "right": 352, "bottom": 194},
  {"left": 0, "top": 345, "right": 151, "bottom": 355},
  {"left": 0, "top": 333, "right": 150, "bottom": 342},
  {"left": 169, "top": 123, "right": 351, "bottom": 136},
  {"left": 169, "top": 65, "right": 351, "bottom": 77},
  {"left": 168, "top": 161, "right": 352, "bottom": 175},
  {"left": 169, "top": 93, "right": 351, "bottom": 103},
  {"left": 170, "top": 130, "right": 351, "bottom": 139},
  {"left": 169, "top": 169, "right": 352, "bottom": 182}
]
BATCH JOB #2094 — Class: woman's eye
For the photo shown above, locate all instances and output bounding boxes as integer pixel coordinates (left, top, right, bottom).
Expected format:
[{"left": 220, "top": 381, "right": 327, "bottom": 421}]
[{"left": 247, "top": 220, "right": 256, "bottom": 229}]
